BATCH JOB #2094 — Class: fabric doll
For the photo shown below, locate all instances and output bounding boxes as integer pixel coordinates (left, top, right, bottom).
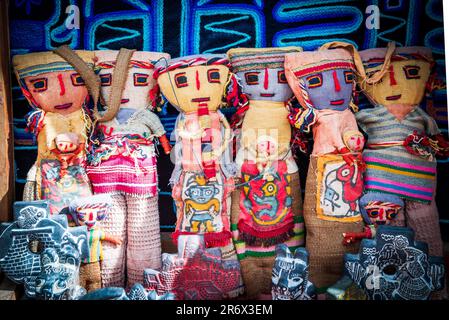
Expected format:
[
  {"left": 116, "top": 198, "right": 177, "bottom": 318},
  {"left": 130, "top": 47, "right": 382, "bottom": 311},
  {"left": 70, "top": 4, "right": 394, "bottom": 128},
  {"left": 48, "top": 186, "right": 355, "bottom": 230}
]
[
  {"left": 227, "top": 47, "right": 305, "bottom": 298},
  {"left": 154, "top": 54, "right": 244, "bottom": 250},
  {"left": 86, "top": 49, "right": 172, "bottom": 288},
  {"left": 355, "top": 43, "right": 449, "bottom": 258},
  {"left": 12, "top": 51, "right": 94, "bottom": 215},
  {"left": 284, "top": 43, "right": 366, "bottom": 292},
  {"left": 66, "top": 194, "right": 122, "bottom": 292},
  {"left": 342, "top": 193, "right": 404, "bottom": 245}
]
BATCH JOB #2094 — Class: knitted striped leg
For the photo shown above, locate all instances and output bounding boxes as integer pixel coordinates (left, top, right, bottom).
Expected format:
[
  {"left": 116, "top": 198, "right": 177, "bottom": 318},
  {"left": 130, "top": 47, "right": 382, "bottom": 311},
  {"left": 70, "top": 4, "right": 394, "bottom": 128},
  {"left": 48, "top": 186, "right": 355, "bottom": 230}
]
[
  {"left": 100, "top": 193, "right": 127, "bottom": 287},
  {"left": 126, "top": 195, "right": 162, "bottom": 287},
  {"left": 405, "top": 199, "right": 444, "bottom": 257},
  {"left": 405, "top": 199, "right": 448, "bottom": 300}
]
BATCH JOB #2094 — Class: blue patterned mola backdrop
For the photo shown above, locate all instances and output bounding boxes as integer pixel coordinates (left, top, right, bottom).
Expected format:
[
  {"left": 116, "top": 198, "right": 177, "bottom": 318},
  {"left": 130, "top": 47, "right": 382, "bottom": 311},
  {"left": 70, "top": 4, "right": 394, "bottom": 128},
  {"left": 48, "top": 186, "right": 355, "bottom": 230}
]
[{"left": 8, "top": 0, "right": 449, "bottom": 236}]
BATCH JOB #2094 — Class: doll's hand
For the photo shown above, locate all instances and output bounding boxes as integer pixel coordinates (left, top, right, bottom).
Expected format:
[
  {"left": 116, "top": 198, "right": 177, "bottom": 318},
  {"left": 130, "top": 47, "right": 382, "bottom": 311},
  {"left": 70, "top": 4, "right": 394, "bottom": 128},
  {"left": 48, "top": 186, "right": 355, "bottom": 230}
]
[
  {"left": 159, "top": 134, "right": 172, "bottom": 155},
  {"left": 430, "top": 134, "right": 449, "bottom": 158},
  {"left": 105, "top": 235, "right": 122, "bottom": 246},
  {"left": 55, "top": 133, "right": 79, "bottom": 153}
]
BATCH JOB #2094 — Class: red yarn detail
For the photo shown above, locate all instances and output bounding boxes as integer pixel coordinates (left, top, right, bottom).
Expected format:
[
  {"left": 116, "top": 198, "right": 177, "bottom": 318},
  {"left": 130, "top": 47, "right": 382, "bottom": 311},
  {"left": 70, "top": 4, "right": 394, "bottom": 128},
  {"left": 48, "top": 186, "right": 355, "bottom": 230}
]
[
  {"left": 196, "top": 70, "right": 200, "bottom": 90},
  {"left": 58, "top": 73, "right": 65, "bottom": 96},
  {"left": 264, "top": 67, "right": 269, "bottom": 90},
  {"left": 333, "top": 70, "right": 341, "bottom": 92},
  {"left": 389, "top": 65, "right": 397, "bottom": 86},
  {"left": 172, "top": 230, "right": 231, "bottom": 248},
  {"left": 238, "top": 220, "right": 294, "bottom": 239}
]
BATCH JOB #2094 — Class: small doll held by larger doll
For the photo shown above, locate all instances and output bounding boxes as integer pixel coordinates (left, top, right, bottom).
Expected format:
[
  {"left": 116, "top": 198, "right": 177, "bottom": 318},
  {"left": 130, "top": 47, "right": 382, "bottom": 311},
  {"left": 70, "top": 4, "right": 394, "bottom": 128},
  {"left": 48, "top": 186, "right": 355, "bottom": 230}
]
[
  {"left": 87, "top": 49, "right": 171, "bottom": 288},
  {"left": 67, "top": 194, "right": 122, "bottom": 292},
  {"left": 13, "top": 51, "right": 94, "bottom": 214},
  {"left": 354, "top": 43, "right": 449, "bottom": 259},
  {"left": 227, "top": 47, "right": 305, "bottom": 299},
  {"left": 284, "top": 42, "right": 366, "bottom": 292}
]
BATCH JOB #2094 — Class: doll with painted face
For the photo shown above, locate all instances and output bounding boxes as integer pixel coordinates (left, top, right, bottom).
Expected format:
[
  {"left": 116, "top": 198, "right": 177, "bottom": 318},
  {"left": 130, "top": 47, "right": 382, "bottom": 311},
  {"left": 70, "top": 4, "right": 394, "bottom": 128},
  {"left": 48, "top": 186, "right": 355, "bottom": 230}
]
[
  {"left": 87, "top": 50, "right": 171, "bottom": 288},
  {"left": 284, "top": 43, "right": 366, "bottom": 292},
  {"left": 13, "top": 51, "right": 94, "bottom": 215},
  {"left": 227, "top": 47, "right": 305, "bottom": 298},
  {"left": 342, "top": 193, "right": 404, "bottom": 245},
  {"left": 67, "top": 194, "right": 122, "bottom": 292},
  {"left": 154, "top": 54, "right": 243, "bottom": 251},
  {"left": 355, "top": 44, "right": 449, "bottom": 259}
]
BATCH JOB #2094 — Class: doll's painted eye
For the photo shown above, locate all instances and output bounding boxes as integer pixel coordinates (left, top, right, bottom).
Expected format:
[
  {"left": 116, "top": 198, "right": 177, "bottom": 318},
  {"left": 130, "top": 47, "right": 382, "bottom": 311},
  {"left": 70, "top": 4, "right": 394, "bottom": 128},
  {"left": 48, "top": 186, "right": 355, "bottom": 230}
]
[
  {"left": 207, "top": 69, "right": 221, "bottom": 83},
  {"left": 278, "top": 70, "right": 287, "bottom": 83},
  {"left": 386, "top": 209, "right": 398, "bottom": 220},
  {"left": 344, "top": 71, "right": 354, "bottom": 84},
  {"left": 30, "top": 78, "right": 48, "bottom": 92},
  {"left": 245, "top": 72, "right": 260, "bottom": 85},
  {"left": 367, "top": 209, "right": 379, "bottom": 218},
  {"left": 70, "top": 73, "right": 85, "bottom": 86},
  {"left": 403, "top": 65, "right": 421, "bottom": 79},
  {"left": 100, "top": 74, "right": 112, "bottom": 86},
  {"left": 133, "top": 73, "right": 149, "bottom": 86},
  {"left": 306, "top": 74, "right": 322, "bottom": 88},
  {"left": 175, "top": 72, "right": 188, "bottom": 88}
]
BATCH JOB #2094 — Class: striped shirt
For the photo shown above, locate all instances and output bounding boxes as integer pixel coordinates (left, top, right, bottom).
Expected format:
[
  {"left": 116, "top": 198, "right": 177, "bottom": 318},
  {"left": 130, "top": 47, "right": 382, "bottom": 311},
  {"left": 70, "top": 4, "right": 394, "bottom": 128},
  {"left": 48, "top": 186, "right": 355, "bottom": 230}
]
[
  {"left": 84, "top": 228, "right": 106, "bottom": 264},
  {"left": 356, "top": 105, "right": 440, "bottom": 203}
]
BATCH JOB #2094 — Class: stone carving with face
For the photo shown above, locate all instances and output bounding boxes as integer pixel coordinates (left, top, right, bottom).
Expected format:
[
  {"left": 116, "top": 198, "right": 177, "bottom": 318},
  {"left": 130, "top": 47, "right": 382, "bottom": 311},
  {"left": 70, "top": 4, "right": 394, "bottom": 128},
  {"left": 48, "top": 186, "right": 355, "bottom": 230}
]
[
  {"left": 0, "top": 201, "right": 89, "bottom": 299},
  {"left": 13, "top": 51, "right": 94, "bottom": 214},
  {"left": 272, "top": 244, "right": 316, "bottom": 300},
  {"left": 345, "top": 225, "right": 445, "bottom": 300}
]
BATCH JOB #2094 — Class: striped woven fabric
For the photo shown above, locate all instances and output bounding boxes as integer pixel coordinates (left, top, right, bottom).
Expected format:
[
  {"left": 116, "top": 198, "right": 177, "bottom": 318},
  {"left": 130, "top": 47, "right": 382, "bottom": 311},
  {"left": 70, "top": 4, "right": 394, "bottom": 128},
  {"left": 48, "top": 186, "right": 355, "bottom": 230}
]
[
  {"left": 228, "top": 47, "right": 302, "bottom": 73},
  {"left": 356, "top": 105, "right": 440, "bottom": 203},
  {"left": 13, "top": 50, "right": 94, "bottom": 78},
  {"left": 232, "top": 216, "right": 305, "bottom": 260}
]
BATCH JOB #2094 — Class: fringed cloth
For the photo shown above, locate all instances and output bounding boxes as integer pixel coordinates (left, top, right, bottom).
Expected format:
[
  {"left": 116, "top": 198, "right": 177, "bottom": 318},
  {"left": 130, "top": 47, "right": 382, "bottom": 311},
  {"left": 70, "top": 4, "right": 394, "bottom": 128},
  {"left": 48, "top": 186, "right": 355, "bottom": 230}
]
[{"left": 87, "top": 134, "right": 158, "bottom": 196}]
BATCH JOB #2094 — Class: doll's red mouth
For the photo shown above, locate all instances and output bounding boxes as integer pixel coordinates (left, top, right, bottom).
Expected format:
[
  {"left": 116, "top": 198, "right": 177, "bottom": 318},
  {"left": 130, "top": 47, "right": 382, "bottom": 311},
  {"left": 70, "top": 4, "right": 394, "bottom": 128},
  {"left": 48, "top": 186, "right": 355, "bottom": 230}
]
[
  {"left": 191, "top": 97, "right": 210, "bottom": 103},
  {"left": 121, "top": 99, "right": 130, "bottom": 104},
  {"left": 54, "top": 103, "right": 73, "bottom": 110},
  {"left": 330, "top": 99, "right": 345, "bottom": 106},
  {"left": 260, "top": 93, "right": 275, "bottom": 97},
  {"left": 386, "top": 95, "right": 402, "bottom": 101}
]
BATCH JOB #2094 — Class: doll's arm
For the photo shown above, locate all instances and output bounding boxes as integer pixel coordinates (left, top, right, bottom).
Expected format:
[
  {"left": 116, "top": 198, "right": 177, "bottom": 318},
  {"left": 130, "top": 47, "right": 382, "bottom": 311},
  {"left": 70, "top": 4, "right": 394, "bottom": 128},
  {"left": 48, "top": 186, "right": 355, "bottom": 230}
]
[
  {"left": 103, "top": 233, "right": 122, "bottom": 245},
  {"left": 143, "top": 110, "right": 171, "bottom": 154},
  {"left": 416, "top": 108, "right": 449, "bottom": 157}
]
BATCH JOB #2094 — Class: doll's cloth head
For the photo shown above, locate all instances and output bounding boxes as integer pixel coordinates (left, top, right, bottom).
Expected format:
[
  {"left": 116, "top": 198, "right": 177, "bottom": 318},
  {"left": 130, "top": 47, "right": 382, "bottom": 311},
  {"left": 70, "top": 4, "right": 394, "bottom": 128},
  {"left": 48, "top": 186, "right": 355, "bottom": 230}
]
[
  {"left": 285, "top": 48, "right": 356, "bottom": 112},
  {"left": 155, "top": 54, "right": 235, "bottom": 113},
  {"left": 358, "top": 47, "right": 433, "bottom": 107},
  {"left": 13, "top": 51, "right": 94, "bottom": 116},
  {"left": 343, "top": 130, "right": 365, "bottom": 152},
  {"left": 67, "top": 194, "right": 113, "bottom": 228},
  {"left": 227, "top": 47, "right": 302, "bottom": 102},
  {"left": 359, "top": 193, "right": 404, "bottom": 226},
  {"left": 95, "top": 50, "right": 170, "bottom": 119}
]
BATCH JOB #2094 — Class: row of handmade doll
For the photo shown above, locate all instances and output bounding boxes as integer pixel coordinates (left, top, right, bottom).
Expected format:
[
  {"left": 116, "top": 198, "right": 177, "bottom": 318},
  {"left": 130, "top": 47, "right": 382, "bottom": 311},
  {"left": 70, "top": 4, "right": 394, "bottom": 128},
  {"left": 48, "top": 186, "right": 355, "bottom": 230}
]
[{"left": 10, "top": 41, "right": 448, "bottom": 299}]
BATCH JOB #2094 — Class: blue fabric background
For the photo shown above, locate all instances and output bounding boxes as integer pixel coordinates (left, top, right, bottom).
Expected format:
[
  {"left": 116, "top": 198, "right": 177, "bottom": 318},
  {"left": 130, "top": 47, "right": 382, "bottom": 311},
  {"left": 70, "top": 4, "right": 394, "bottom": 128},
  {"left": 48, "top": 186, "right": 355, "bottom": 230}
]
[{"left": 8, "top": 0, "right": 449, "bottom": 238}]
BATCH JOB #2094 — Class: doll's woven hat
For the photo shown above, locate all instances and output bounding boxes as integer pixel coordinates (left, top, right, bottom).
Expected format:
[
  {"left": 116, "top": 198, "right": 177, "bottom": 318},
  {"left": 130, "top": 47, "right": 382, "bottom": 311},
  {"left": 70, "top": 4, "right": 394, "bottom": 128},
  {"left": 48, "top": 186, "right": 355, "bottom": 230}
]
[
  {"left": 359, "top": 46, "right": 433, "bottom": 66},
  {"left": 13, "top": 50, "right": 94, "bottom": 79},
  {"left": 227, "top": 47, "right": 302, "bottom": 73},
  {"left": 94, "top": 50, "right": 170, "bottom": 68},
  {"left": 153, "top": 54, "right": 229, "bottom": 79}
]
